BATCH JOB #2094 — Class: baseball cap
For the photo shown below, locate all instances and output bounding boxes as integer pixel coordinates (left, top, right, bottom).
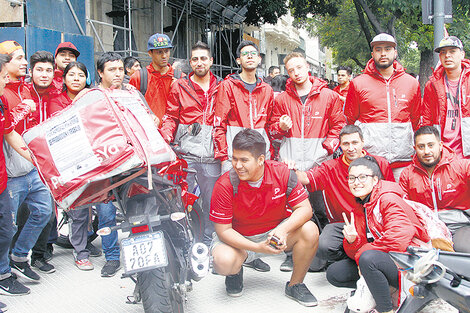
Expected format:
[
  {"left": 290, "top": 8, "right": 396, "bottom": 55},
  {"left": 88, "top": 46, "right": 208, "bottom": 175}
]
[
  {"left": 370, "top": 33, "right": 397, "bottom": 48},
  {"left": 434, "top": 36, "right": 464, "bottom": 53},
  {"left": 0, "top": 40, "right": 23, "bottom": 55},
  {"left": 147, "top": 33, "right": 173, "bottom": 51},
  {"left": 55, "top": 42, "right": 80, "bottom": 58}
]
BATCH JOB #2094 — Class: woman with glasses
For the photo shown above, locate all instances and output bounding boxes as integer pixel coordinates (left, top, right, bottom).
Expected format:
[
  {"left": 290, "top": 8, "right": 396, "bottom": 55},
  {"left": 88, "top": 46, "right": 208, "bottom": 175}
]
[{"left": 326, "top": 156, "right": 430, "bottom": 313}]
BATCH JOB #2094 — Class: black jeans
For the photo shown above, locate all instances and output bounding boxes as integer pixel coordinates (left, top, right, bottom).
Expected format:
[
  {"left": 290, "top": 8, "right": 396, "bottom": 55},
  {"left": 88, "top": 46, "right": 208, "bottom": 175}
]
[
  {"left": 327, "top": 250, "right": 399, "bottom": 312},
  {"left": 12, "top": 202, "right": 55, "bottom": 261},
  {"left": 310, "top": 222, "right": 347, "bottom": 271}
]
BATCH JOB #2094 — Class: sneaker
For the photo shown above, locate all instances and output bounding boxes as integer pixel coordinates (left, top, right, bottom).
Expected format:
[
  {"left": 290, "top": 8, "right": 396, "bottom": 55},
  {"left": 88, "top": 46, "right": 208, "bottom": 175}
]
[
  {"left": 280, "top": 254, "right": 293, "bottom": 272},
  {"left": 285, "top": 281, "right": 318, "bottom": 307},
  {"left": 75, "top": 258, "right": 94, "bottom": 271},
  {"left": 10, "top": 260, "right": 40, "bottom": 281},
  {"left": 225, "top": 267, "right": 243, "bottom": 297},
  {"left": 44, "top": 243, "right": 53, "bottom": 262},
  {"left": 347, "top": 276, "right": 376, "bottom": 313},
  {"left": 0, "top": 301, "right": 7, "bottom": 312},
  {"left": 86, "top": 242, "right": 102, "bottom": 257},
  {"left": 101, "top": 260, "right": 121, "bottom": 277},
  {"left": 0, "top": 275, "right": 30, "bottom": 296},
  {"left": 32, "top": 258, "right": 56, "bottom": 274},
  {"left": 243, "top": 258, "right": 270, "bottom": 272}
]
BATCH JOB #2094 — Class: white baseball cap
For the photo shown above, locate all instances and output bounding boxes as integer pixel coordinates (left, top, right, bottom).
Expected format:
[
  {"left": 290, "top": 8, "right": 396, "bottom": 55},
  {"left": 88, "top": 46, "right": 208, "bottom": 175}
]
[{"left": 370, "top": 33, "right": 397, "bottom": 48}]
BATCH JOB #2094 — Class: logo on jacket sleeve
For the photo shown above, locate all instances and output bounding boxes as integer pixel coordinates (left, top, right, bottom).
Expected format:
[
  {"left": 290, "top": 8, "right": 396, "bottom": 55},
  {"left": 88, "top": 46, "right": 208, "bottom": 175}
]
[{"left": 214, "top": 116, "right": 221, "bottom": 127}]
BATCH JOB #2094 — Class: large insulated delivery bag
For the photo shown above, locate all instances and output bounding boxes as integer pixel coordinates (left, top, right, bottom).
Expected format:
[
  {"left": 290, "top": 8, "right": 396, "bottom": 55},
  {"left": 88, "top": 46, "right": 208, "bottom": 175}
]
[{"left": 23, "top": 88, "right": 176, "bottom": 209}]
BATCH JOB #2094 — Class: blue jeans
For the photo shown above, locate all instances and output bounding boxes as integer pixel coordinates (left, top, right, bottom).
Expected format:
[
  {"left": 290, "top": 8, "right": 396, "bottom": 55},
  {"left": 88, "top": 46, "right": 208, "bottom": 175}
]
[
  {"left": 69, "top": 202, "right": 120, "bottom": 261},
  {"left": 0, "top": 190, "right": 14, "bottom": 279},
  {"left": 96, "top": 202, "right": 120, "bottom": 260},
  {"left": 5, "top": 169, "right": 52, "bottom": 262}
]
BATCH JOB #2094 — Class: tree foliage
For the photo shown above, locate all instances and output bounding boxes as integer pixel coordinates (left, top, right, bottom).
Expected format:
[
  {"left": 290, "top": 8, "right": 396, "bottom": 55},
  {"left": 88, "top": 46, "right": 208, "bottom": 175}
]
[{"left": 230, "top": 0, "right": 288, "bottom": 26}]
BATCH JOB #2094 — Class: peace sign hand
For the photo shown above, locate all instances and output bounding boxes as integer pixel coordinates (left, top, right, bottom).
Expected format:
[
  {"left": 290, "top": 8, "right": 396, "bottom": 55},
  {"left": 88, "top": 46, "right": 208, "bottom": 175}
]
[{"left": 342, "top": 212, "right": 358, "bottom": 244}]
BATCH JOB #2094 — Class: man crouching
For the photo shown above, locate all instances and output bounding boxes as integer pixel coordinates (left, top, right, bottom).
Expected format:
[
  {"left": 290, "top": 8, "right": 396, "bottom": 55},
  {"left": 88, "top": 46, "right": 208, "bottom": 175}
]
[{"left": 210, "top": 129, "right": 319, "bottom": 306}]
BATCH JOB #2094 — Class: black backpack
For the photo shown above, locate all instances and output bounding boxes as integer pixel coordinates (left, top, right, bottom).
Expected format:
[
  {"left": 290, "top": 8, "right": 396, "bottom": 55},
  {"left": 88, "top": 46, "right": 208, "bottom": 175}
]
[{"left": 139, "top": 66, "right": 183, "bottom": 96}]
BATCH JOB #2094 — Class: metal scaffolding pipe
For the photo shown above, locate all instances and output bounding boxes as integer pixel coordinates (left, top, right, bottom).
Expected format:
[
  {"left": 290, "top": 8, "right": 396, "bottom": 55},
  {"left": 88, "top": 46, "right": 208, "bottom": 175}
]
[
  {"left": 87, "top": 19, "right": 107, "bottom": 52},
  {"left": 66, "top": 0, "right": 86, "bottom": 35},
  {"left": 128, "top": 0, "right": 132, "bottom": 56}
]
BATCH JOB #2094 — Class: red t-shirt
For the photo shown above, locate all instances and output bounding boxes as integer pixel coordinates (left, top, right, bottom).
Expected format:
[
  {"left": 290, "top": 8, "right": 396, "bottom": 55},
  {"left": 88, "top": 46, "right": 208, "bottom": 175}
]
[
  {"left": 0, "top": 100, "right": 14, "bottom": 193},
  {"left": 210, "top": 160, "right": 308, "bottom": 236}
]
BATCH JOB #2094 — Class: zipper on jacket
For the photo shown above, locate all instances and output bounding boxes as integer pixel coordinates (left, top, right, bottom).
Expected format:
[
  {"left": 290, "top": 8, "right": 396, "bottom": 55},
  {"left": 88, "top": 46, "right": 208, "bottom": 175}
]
[
  {"left": 429, "top": 174, "right": 439, "bottom": 213},
  {"left": 386, "top": 80, "right": 392, "bottom": 160},
  {"left": 249, "top": 93, "right": 254, "bottom": 129}
]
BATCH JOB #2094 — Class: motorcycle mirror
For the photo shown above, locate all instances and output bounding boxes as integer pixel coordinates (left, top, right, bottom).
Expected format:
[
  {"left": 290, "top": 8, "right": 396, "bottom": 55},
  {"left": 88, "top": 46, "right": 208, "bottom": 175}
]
[
  {"left": 170, "top": 212, "right": 186, "bottom": 222},
  {"left": 97, "top": 227, "right": 111, "bottom": 236}
]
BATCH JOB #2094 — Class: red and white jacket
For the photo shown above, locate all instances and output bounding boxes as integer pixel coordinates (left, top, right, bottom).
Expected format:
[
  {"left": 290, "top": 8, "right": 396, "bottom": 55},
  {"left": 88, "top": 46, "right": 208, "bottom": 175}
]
[
  {"left": 344, "top": 180, "right": 430, "bottom": 264},
  {"left": 213, "top": 73, "right": 274, "bottom": 162},
  {"left": 269, "top": 76, "right": 346, "bottom": 171},
  {"left": 160, "top": 72, "right": 222, "bottom": 162},
  {"left": 399, "top": 146, "right": 470, "bottom": 213},
  {"left": 26, "top": 83, "right": 60, "bottom": 126},
  {"left": 422, "top": 59, "right": 470, "bottom": 157},
  {"left": 345, "top": 59, "right": 421, "bottom": 165},
  {"left": 307, "top": 151, "right": 394, "bottom": 223},
  {"left": 1, "top": 79, "right": 35, "bottom": 177}
]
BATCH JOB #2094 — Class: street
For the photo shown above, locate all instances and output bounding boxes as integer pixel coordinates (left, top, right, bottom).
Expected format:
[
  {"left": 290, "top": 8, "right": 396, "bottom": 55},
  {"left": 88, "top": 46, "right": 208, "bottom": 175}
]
[{"left": 1, "top": 236, "right": 456, "bottom": 313}]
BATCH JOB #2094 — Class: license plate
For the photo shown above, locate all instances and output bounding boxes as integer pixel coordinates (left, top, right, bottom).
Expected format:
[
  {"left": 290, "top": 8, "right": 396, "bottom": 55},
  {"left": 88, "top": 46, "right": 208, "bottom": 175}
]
[{"left": 121, "top": 231, "right": 168, "bottom": 274}]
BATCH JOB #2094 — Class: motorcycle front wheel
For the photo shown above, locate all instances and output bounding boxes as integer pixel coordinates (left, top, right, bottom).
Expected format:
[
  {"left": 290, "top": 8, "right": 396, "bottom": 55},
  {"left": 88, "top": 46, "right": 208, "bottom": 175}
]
[{"left": 137, "top": 239, "right": 184, "bottom": 313}]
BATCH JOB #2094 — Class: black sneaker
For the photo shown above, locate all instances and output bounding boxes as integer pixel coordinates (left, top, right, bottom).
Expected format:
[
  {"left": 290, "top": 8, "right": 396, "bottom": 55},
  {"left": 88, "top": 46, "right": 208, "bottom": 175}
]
[
  {"left": 280, "top": 254, "right": 293, "bottom": 272},
  {"left": 243, "top": 258, "right": 270, "bottom": 272},
  {"left": 225, "top": 267, "right": 243, "bottom": 297},
  {"left": 0, "top": 275, "right": 30, "bottom": 296},
  {"left": 101, "top": 260, "right": 121, "bottom": 277},
  {"left": 32, "top": 258, "right": 56, "bottom": 274},
  {"left": 285, "top": 281, "right": 318, "bottom": 307},
  {"left": 10, "top": 260, "right": 40, "bottom": 281},
  {"left": 44, "top": 243, "right": 53, "bottom": 262},
  {"left": 86, "top": 242, "right": 102, "bottom": 257}
]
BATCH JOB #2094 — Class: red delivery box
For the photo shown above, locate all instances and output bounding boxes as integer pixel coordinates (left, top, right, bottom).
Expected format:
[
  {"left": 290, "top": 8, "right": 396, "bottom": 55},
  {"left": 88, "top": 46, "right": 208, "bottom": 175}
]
[{"left": 22, "top": 88, "right": 176, "bottom": 210}]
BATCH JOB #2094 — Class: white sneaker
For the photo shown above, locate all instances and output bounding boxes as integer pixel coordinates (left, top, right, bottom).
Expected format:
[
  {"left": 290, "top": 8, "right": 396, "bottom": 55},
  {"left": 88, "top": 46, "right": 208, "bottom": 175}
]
[{"left": 347, "top": 276, "right": 376, "bottom": 313}]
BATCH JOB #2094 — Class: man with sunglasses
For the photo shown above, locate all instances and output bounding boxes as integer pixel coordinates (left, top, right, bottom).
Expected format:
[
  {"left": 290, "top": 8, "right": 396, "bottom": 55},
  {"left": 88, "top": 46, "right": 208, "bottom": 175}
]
[
  {"left": 213, "top": 40, "right": 274, "bottom": 271},
  {"left": 160, "top": 41, "right": 223, "bottom": 245}
]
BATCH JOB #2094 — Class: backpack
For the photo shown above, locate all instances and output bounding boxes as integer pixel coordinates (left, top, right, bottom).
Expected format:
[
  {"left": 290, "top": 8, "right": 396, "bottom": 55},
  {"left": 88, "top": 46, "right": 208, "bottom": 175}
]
[
  {"left": 403, "top": 199, "right": 454, "bottom": 251},
  {"left": 373, "top": 197, "right": 454, "bottom": 251},
  {"left": 139, "top": 66, "right": 182, "bottom": 96},
  {"left": 228, "top": 168, "right": 297, "bottom": 198}
]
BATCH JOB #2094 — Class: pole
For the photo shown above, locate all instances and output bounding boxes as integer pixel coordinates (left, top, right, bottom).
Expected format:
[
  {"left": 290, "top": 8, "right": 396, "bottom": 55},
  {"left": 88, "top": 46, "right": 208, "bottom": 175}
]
[
  {"left": 433, "top": 0, "right": 445, "bottom": 66},
  {"left": 128, "top": 0, "right": 132, "bottom": 56}
]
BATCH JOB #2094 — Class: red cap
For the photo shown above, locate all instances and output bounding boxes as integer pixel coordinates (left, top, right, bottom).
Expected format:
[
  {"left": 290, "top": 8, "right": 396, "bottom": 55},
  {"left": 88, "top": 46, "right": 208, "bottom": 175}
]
[{"left": 55, "top": 42, "right": 80, "bottom": 57}]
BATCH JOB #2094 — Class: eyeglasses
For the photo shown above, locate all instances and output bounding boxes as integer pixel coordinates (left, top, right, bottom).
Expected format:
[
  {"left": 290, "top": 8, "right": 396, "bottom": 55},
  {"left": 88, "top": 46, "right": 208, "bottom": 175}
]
[
  {"left": 240, "top": 51, "right": 258, "bottom": 57},
  {"left": 347, "top": 174, "right": 374, "bottom": 184}
]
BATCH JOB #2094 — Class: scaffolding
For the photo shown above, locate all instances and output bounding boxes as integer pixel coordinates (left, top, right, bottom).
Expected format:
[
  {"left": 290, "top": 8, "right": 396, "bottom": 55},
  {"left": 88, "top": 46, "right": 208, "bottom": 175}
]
[{"left": 86, "top": 0, "right": 248, "bottom": 77}]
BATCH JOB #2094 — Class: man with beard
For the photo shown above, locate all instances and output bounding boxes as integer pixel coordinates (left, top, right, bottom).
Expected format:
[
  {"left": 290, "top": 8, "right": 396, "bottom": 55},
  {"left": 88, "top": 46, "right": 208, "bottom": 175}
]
[
  {"left": 345, "top": 33, "right": 421, "bottom": 181},
  {"left": 52, "top": 42, "right": 80, "bottom": 91},
  {"left": 422, "top": 36, "right": 470, "bottom": 159},
  {"left": 399, "top": 126, "right": 470, "bottom": 253},
  {"left": 12, "top": 51, "right": 59, "bottom": 274},
  {"left": 160, "top": 41, "right": 223, "bottom": 245}
]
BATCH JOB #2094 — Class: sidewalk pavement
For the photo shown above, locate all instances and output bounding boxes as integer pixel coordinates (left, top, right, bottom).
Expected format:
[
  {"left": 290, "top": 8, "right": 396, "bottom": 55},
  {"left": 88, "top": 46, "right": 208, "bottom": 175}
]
[{"left": 1, "top": 237, "right": 457, "bottom": 313}]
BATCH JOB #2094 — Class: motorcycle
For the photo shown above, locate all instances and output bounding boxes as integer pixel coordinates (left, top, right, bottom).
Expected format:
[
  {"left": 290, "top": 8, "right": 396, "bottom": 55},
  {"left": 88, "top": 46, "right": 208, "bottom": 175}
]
[
  {"left": 97, "top": 159, "right": 210, "bottom": 313},
  {"left": 389, "top": 246, "right": 470, "bottom": 313}
]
